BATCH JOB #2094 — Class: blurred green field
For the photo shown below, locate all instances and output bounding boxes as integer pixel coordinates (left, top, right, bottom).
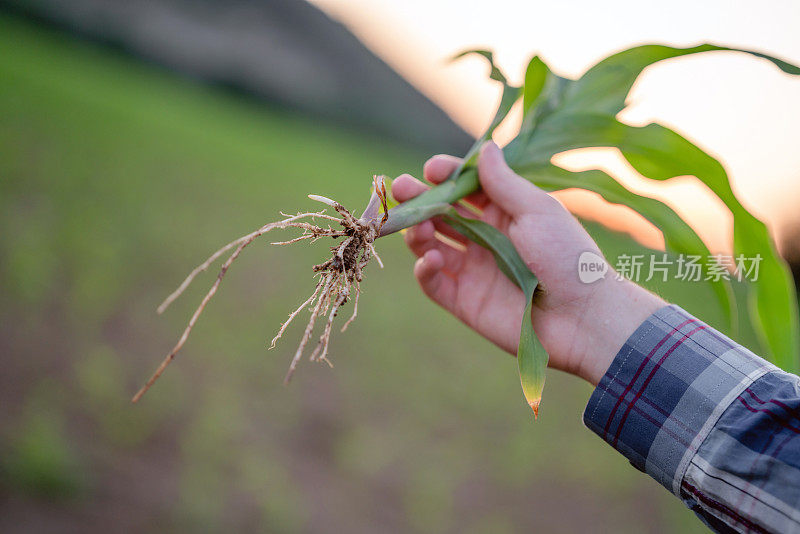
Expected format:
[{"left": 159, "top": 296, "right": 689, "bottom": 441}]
[{"left": 0, "top": 13, "right": 757, "bottom": 533}]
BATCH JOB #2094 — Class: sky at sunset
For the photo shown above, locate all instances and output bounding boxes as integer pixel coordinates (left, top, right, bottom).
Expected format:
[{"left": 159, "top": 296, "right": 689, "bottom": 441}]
[{"left": 310, "top": 0, "right": 800, "bottom": 252}]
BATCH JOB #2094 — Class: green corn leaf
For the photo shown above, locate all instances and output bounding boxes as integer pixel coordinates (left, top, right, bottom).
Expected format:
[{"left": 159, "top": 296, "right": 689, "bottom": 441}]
[
  {"left": 446, "top": 83, "right": 519, "bottom": 183},
  {"left": 439, "top": 51, "right": 523, "bottom": 185},
  {"left": 392, "top": 49, "right": 520, "bottom": 205},
  {"left": 385, "top": 43, "right": 800, "bottom": 415},
  {"left": 508, "top": 111, "right": 799, "bottom": 368},
  {"left": 486, "top": 83, "right": 523, "bottom": 138},
  {"left": 506, "top": 58, "right": 571, "bottom": 167},
  {"left": 522, "top": 56, "right": 548, "bottom": 117},
  {"left": 560, "top": 44, "right": 800, "bottom": 116},
  {"left": 382, "top": 170, "right": 481, "bottom": 236},
  {"left": 614, "top": 123, "right": 799, "bottom": 368},
  {"left": 450, "top": 49, "right": 520, "bottom": 135},
  {"left": 517, "top": 163, "right": 736, "bottom": 330},
  {"left": 509, "top": 42, "right": 800, "bottom": 360},
  {"left": 442, "top": 210, "right": 546, "bottom": 417},
  {"left": 451, "top": 49, "right": 510, "bottom": 84}
]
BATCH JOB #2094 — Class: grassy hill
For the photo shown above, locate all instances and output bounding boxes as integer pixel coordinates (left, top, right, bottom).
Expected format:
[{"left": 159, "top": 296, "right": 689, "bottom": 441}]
[{"left": 0, "top": 13, "right": 738, "bottom": 533}]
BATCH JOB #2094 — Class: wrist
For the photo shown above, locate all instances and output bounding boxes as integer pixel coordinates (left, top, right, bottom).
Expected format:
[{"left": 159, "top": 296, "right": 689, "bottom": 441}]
[{"left": 574, "top": 276, "right": 666, "bottom": 386}]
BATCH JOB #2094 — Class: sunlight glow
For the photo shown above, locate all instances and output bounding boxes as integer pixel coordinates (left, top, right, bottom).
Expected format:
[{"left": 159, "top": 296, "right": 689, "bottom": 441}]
[{"left": 310, "top": 0, "right": 800, "bottom": 250}]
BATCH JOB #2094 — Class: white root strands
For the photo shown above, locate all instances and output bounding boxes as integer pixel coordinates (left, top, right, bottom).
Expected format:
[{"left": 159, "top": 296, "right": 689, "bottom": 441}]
[
  {"left": 269, "top": 277, "right": 324, "bottom": 349},
  {"left": 284, "top": 272, "right": 334, "bottom": 384},
  {"left": 157, "top": 211, "right": 334, "bottom": 315},
  {"left": 340, "top": 281, "right": 360, "bottom": 332},
  {"left": 133, "top": 181, "right": 389, "bottom": 402}
]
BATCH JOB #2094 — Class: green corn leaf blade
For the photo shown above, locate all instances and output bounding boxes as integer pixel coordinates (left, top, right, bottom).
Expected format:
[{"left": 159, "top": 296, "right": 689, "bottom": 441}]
[
  {"left": 522, "top": 56, "right": 548, "bottom": 117},
  {"left": 560, "top": 44, "right": 800, "bottom": 116},
  {"left": 508, "top": 111, "right": 799, "bottom": 369},
  {"left": 440, "top": 210, "right": 537, "bottom": 296},
  {"left": 380, "top": 202, "right": 452, "bottom": 236},
  {"left": 517, "top": 299, "right": 546, "bottom": 418},
  {"left": 450, "top": 48, "right": 522, "bottom": 136},
  {"left": 442, "top": 211, "right": 536, "bottom": 290},
  {"left": 383, "top": 170, "right": 482, "bottom": 236},
  {"left": 441, "top": 210, "right": 546, "bottom": 417},
  {"left": 740, "top": 223, "right": 800, "bottom": 371},
  {"left": 514, "top": 56, "right": 559, "bottom": 143},
  {"left": 440, "top": 52, "right": 523, "bottom": 184},
  {"left": 451, "top": 49, "right": 510, "bottom": 84},
  {"left": 517, "top": 163, "right": 737, "bottom": 331},
  {"left": 386, "top": 44, "right": 799, "bottom": 390},
  {"left": 614, "top": 123, "right": 799, "bottom": 369},
  {"left": 465, "top": 49, "right": 523, "bottom": 138},
  {"left": 505, "top": 112, "right": 619, "bottom": 167},
  {"left": 445, "top": 83, "right": 519, "bottom": 183},
  {"left": 486, "top": 83, "right": 523, "bottom": 138}
]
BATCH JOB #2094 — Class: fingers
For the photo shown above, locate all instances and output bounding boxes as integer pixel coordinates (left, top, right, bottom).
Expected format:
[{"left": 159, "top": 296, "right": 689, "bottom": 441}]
[
  {"left": 477, "top": 142, "right": 560, "bottom": 217},
  {"left": 423, "top": 155, "right": 461, "bottom": 184},
  {"left": 391, "top": 173, "right": 428, "bottom": 203},
  {"left": 404, "top": 220, "right": 465, "bottom": 272},
  {"left": 414, "top": 249, "right": 457, "bottom": 309},
  {"left": 391, "top": 173, "right": 471, "bottom": 244},
  {"left": 424, "top": 155, "right": 489, "bottom": 209}
]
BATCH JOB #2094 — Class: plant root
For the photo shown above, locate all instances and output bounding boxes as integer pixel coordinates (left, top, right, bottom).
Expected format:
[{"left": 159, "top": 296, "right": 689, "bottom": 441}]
[{"left": 132, "top": 176, "right": 389, "bottom": 402}]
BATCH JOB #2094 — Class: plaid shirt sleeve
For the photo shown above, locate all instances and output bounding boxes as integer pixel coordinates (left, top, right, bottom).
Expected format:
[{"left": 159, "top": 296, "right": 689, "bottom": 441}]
[{"left": 583, "top": 304, "right": 800, "bottom": 533}]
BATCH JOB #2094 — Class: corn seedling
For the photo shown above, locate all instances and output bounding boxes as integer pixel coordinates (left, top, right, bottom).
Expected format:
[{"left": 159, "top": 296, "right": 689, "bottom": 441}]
[{"left": 133, "top": 44, "right": 800, "bottom": 417}]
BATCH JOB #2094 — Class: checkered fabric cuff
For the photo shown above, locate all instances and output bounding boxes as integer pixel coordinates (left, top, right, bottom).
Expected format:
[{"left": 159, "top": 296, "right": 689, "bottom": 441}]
[{"left": 583, "top": 304, "right": 776, "bottom": 495}]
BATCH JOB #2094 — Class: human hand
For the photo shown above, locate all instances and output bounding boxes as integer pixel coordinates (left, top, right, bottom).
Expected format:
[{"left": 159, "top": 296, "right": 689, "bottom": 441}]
[{"left": 391, "top": 142, "right": 664, "bottom": 386}]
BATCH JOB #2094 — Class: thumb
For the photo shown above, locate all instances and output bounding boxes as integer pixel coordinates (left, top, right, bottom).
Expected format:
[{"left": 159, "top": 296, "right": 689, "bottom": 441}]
[{"left": 477, "top": 141, "right": 558, "bottom": 217}]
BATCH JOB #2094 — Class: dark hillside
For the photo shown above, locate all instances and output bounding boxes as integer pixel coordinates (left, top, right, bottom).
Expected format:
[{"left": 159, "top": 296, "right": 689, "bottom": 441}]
[{"left": 1, "top": 0, "right": 472, "bottom": 153}]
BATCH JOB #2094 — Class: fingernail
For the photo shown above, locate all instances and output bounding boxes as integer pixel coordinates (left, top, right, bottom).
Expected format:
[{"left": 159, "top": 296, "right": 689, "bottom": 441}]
[{"left": 481, "top": 140, "right": 510, "bottom": 171}]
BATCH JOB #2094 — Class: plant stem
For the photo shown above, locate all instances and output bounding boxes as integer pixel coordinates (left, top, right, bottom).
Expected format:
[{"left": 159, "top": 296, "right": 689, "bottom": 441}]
[{"left": 379, "top": 168, "right": 479, "bottom": 236}]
